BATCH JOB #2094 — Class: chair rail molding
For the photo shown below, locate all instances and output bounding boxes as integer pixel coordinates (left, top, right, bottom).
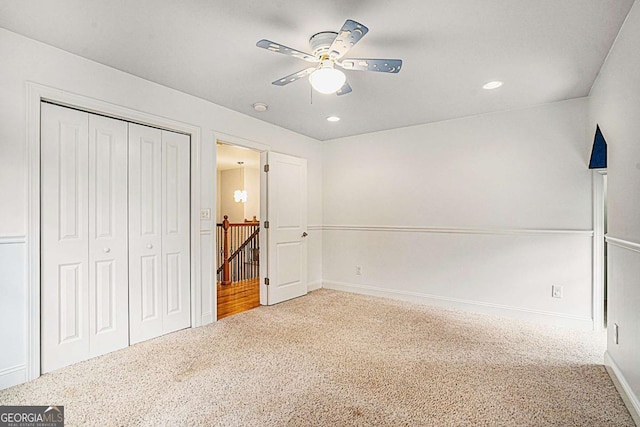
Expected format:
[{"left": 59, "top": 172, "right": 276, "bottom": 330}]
[
  {"left": 606, "top": 235, "right": 640, "bottom": 253},
  {"left": 0, "top": 235, "right": 27, "bottom": 244},
  {"left": 320, "top": 224, "right": 593, "bottom": 237}
]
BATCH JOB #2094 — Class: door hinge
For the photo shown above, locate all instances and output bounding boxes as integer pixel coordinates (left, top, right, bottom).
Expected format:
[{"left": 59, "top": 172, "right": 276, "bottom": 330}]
[
  {"left": 264, "top": 220, "right": 269, "bottom": 229},
  {"left": 264, "top": 277, "right": 270, "bottom": 286},
  {"left": 264, "top": 164, "right": 270, "bottom": 173}
]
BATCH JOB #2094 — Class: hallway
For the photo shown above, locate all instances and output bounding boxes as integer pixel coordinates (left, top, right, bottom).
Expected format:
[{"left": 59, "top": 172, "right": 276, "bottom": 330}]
[{"left": 217, "top": 278, "right": 260, "bottom": 320}]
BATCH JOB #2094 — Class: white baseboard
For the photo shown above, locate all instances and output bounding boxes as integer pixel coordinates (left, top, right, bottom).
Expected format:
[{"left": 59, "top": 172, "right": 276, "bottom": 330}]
[
  {"left": 323, "top": 280, "right": 593, "bottom": 330},
  {"left": 307, "top": 281, "right": 323, "bottom": 292},
  {"left": 200, "top": 313, "right": 214, "bottom": 326},
  {"left": 604, "top": 351, "right": 640, "bottom": 425},
  {"left": 0, "top": 364, "right": 27, "bottom": 391}
]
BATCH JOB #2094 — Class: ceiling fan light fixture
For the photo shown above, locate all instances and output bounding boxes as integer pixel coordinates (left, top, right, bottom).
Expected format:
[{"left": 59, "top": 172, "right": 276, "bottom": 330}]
[{"left": 309, "top": 65, "right": 346, "bottom": 94}]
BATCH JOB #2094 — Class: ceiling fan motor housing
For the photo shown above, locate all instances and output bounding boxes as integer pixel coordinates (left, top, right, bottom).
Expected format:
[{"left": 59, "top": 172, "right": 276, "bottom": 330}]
[{"left": 309, "top": 31, "right": 338, "bottom": 58}]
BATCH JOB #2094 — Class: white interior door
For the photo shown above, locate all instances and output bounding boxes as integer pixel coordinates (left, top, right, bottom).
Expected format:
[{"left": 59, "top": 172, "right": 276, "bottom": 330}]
[
  {"left": 41, "top": 103, "right": 90, "bottom": 373},
  {"left": 42, "top": 104, "right": 190, "bottom": 368},
  {"left": 129, "top": 124, "right": 190, "bottom": 344},
  {"left": 87, "top": 114, "right": 129, "bottom": 357},
  {"left": 160, "top": 130, "right": 191, "bottom": 333},
  {"left": 263, "top": 152, "right": 308, "bottom": 305},
  {"left": 128, "top": 123, "right": 163, "bottom": 344},
  {"left": 41, "top": 104, "right": 129, "bottom": 373}
]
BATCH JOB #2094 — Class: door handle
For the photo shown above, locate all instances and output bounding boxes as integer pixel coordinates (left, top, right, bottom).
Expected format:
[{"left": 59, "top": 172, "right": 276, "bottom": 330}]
[
  {"left": 147, "top": 244, "right": 153, "bottom": 249},
  {"left": 302, "top": 232, "right": 308, "bottom": 238},
  {"left": 103, "top": 247, "right": 111, "bottom": 253}
]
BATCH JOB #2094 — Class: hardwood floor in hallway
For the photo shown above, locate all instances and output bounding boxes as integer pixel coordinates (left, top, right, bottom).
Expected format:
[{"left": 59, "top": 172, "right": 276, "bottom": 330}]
[{"left": 217, "top": 278, "right": 260, "bottom": 320}]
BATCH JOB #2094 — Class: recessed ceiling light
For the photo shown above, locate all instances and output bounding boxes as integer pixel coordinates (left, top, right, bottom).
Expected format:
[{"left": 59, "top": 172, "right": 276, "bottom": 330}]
[
  {"left": 252, "top": 102, "right": 268, "bottom": 112},
  {"left": 326, "top": 116, "right": 341, "bottom": 122},
  {"left": 483, "top": 81, "right": 503, "bottom": 90}
]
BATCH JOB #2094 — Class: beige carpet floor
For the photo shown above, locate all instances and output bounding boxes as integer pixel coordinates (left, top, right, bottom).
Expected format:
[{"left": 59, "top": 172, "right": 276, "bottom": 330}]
[{"left": 0, "top": 289, "right": 635, "bottom": 426}]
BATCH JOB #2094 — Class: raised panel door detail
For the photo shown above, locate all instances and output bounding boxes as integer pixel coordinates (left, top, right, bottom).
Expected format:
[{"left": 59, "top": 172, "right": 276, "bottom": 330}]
[
  {"left": 93, "top": 129, "right": 115, "bottom": 239},
  {"left": 165, "top": 142, "right": 180, "bottom": 235},
  {"left": 41, "top": 103, "right": 90, "bottom": 374},
  {"left": 58, "top": 123, "right": 83, "bottom": 241},
  {"left": 160, "top": 130, "right": 191, "bottom": 334},
  {"left": 140, "top": 255, "right": 159, "bottom": 321},
  {"left": 140, "top": 138, "right": 157, "bottom": 237},
  {"left": 128, "top": 123, "right": 163, "bottom": 345},
  {"left": 88, "top": 113, "right": 129, "bottom": 359},
  {"left": 276, "top": 243, "right": 302, "bottom": 287},
  {"left": 166, "top": 252, "right": 181, "bottom": 314},
  {"left": 275, "top": 160, "right": 302, "bottom": 229},
  {"left": 58, "top": 263, "right": 82, "bottom": 344},
  {"left": 94, "top": 260, "right": 115, "bottom": 334}
]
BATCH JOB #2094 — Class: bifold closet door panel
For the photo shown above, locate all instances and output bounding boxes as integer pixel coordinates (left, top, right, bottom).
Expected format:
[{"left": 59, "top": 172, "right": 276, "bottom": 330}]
[
  {"left": 41, "top": 103, "right": 91, "bottom": 373},
  {"left": 41, "top": 104, "right": 130, "bottom": 373},
  {"left": 88, "top": 114, "right": 129, "bottom": 357},
  {"left": 42, "top": 105, "right": 190, "bottom": 369},
  {"left": 128, "top": 123, "right": 163, "bottom": 345},
  {"left": 161, "top": 130, "right": 191, "bottom": 334}
]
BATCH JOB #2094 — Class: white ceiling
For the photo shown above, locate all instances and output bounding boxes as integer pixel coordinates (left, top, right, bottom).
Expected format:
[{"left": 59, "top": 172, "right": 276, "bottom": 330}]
[{"left": 0, "top": 0, "right": 634, "bottom": 141}]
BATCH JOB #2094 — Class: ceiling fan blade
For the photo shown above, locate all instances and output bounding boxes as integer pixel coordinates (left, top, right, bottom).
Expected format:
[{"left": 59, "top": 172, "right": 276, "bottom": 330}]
[
  {"left": 336, "top": 82, "right": 352, "bottom": 96},
  {"left": 272, "top": 67, "right": 317, "bottom": 86},
  {"left": 338, "top": 58, "right": 402, "bottom": 73},
  {"left": 328, "top": 19, "right": 369, "bottom": 60},
  {"left": 257, "top": 39, "right": 319, "bottom": 63}
]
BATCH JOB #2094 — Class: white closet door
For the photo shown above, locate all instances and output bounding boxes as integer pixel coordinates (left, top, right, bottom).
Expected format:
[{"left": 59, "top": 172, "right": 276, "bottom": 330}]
[
  {"left": 41, "top": 105, "right": 130, "bottom": 372},
  {"left": 129, "top": 124, "right": 190, "bottom": 344},
  {"left": 88, "top": 114, "right": 129, "bottom": 357},
  {"left": 41, "top": 103, "right": 90, "bottom": 373},
  {"left": 128, "top": 123, "right": 163, "bottom": 344},
  {"left": 161, "top": 130, "right": 191, "bottom": 333}
]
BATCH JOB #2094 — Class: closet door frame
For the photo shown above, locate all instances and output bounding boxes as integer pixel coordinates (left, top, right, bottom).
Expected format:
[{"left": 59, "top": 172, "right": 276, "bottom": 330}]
[{"left": 26, "top": 82, "right": 204, "bottom": 381}]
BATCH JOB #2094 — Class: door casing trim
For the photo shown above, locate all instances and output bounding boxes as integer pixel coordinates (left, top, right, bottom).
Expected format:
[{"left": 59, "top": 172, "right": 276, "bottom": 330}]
[{"left": 26, "top": 81, "right": 202, "bottom": 380}]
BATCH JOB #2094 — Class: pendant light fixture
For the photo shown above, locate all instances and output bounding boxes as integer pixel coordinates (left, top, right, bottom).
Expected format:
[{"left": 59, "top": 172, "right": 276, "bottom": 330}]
[{"left": 234, "top": 161, "right": 247, "bottom": 203}]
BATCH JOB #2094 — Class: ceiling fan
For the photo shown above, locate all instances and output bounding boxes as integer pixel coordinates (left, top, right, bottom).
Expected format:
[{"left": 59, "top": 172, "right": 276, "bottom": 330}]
[{"left": 256, "top": 19, "right": 402, "bottom": 95}]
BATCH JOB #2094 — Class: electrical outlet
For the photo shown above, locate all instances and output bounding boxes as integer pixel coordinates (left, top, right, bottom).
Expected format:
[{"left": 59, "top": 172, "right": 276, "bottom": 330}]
[
  {"left": 552, "top": 285, "right": 563, "bottom": 298},
  {"left": 355, "top": 265, "right": 362, "bottom": 275},
  {"left": 200, "top": 208, "right": 211, "bottom": 220}
]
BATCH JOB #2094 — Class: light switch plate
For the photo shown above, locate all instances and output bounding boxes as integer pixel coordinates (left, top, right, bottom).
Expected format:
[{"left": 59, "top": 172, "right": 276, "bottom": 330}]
[{"left": 200, "top": 208, "right": 211, "bottom": 220}]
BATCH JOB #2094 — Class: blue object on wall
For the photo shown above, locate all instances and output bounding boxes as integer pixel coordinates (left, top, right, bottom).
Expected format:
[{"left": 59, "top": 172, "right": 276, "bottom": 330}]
[{"left": 589, "top": 125, "right": 607, "bottom": 169}]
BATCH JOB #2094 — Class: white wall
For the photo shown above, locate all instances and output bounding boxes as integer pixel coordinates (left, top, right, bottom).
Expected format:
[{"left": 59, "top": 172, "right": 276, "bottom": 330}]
[
  {"left": 218, "top": 166, "right": 260, "bottom": 223},
  {"left": 590, "top": 0, "right": 640, "bottom": 414},
  {"left": 0, "top": 28, "right": 323, "bottom": 389},
  {"left": 244, "top": 167, "right": 260, "bottom": 221},
  {"left": 0, "top": 239, "right": 26, "bottom": 387},
  {"left": 219, "top": 168, "right": 245, "bottom": 223},
  {"left": 322, "top": 98, "right": 594, "bottom": 327}
]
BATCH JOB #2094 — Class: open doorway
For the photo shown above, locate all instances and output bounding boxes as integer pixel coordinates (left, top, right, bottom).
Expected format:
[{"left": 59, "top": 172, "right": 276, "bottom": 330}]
[
  {"left": 216, "top": 141, "right": 261, "bottom": 319},
  {"left": 603, "top": 173, "right": 608, "bottom": 326},
  {"left": 593, "top": 170, "right": 608, "bottom": 330}
]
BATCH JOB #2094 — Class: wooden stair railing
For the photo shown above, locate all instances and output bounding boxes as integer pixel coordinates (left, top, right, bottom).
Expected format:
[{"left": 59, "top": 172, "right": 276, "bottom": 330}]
[{"left": 216, "top": 215, "right": 260, "bottom": 285}]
